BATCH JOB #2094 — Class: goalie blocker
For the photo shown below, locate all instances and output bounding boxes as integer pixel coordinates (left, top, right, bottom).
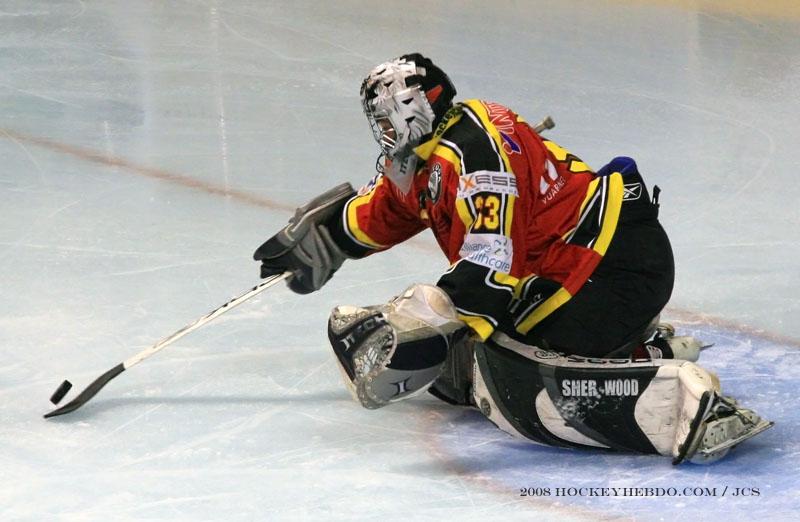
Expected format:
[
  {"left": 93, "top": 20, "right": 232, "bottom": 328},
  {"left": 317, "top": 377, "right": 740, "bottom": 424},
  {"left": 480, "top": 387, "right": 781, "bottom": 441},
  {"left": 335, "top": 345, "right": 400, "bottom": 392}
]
[{"left": 329, "top": 284, "right": 773, "bottom": 464}]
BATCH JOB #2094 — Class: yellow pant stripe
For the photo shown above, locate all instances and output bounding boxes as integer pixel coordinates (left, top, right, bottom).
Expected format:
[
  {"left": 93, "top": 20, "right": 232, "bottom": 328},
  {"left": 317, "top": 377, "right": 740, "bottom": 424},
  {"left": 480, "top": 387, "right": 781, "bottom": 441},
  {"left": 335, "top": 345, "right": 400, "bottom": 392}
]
[
  {"left": 459, "top": 313, "right": 495, "bottom": 341},
  {"left": 492, "top": 271, "right": 519, "bottom": 290},
  {"left": 516, "top": 287, "right": 573, "bottom": 334}
]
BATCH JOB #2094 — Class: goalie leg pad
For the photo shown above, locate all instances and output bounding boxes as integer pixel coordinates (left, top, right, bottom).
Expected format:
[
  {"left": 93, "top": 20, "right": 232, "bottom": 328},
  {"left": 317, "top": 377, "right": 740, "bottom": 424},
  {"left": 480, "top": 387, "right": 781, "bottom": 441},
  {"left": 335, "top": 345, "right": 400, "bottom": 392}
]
[
  {"left": 428, "top": 331, "right": 474, "bottom": 406},
  {"left": 472, "top": 333, "right": 770, "bottom": 461},
  {"left": 473, "top": 336, "right": 662, "bottom": 453}
]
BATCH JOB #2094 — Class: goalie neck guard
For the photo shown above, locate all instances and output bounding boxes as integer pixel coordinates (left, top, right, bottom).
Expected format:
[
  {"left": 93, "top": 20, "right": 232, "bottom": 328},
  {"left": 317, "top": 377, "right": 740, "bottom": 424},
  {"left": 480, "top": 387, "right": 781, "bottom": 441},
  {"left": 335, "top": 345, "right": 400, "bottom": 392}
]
[{"left": 360, "top": 53, "right": 456, "bottom": 193}]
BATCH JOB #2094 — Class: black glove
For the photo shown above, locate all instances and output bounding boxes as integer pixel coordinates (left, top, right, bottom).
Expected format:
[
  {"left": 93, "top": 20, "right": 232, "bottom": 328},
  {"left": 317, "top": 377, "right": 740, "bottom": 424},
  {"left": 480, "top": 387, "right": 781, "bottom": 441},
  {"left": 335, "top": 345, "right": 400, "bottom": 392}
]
[{"left": 253, "top": 183, "right": 355, "bottom": 294}]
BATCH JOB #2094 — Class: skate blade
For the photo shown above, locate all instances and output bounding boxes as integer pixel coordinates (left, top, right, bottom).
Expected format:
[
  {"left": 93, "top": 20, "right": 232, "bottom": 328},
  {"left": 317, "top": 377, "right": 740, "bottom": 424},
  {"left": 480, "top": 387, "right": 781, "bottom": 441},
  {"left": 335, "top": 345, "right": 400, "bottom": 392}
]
[{"left": 696, "top": 419, "right": 774, "bottom": 458}]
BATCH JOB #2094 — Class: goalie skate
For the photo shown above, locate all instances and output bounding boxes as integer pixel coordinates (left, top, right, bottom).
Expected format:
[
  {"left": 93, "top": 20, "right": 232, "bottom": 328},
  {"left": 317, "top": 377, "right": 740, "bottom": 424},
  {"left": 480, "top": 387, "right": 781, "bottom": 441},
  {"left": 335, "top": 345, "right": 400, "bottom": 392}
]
[
  {"left": 643, "top": 323, "right": 714, "bottom": 362},
  {"left": 676, "top": 393, "right": 774, "bottom": 464}
]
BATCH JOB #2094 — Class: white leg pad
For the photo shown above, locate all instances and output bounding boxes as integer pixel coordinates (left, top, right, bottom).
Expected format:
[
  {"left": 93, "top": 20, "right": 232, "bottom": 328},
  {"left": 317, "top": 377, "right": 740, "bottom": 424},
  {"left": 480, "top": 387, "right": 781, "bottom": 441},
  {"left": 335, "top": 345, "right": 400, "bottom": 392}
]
[{"left": 634, "top": 362, "right": 718, "bottom": 457}]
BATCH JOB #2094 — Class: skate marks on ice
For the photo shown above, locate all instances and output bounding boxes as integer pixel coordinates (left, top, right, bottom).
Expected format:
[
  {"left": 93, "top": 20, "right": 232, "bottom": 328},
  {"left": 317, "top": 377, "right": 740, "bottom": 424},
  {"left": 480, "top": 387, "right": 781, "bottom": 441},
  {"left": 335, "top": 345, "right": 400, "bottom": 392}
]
[{"left": 423, "top": 320, "right": 796, "bottom": 521}]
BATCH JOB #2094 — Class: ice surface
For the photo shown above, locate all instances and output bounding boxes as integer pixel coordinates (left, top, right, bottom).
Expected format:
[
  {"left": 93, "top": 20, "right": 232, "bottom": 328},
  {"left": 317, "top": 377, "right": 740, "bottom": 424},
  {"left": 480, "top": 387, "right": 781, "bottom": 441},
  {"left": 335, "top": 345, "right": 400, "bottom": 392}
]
[{"left": 1, "top": 1, "right": 798, "bottom": 520}]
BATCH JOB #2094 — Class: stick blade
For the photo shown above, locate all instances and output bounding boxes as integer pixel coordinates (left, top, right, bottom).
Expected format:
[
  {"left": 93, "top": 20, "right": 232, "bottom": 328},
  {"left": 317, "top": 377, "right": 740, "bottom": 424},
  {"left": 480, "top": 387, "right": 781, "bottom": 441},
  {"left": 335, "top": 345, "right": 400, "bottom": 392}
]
[{"left": 43, "top": 364, "right": 125, "bottom": 419}]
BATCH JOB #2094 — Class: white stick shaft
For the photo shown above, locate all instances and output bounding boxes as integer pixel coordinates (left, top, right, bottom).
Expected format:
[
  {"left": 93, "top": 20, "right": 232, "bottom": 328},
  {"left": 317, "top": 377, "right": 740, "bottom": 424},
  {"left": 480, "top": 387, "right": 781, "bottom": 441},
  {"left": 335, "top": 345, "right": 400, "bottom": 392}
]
[{"left": 123, "top": 272, "right": 290, "bottom": 369}]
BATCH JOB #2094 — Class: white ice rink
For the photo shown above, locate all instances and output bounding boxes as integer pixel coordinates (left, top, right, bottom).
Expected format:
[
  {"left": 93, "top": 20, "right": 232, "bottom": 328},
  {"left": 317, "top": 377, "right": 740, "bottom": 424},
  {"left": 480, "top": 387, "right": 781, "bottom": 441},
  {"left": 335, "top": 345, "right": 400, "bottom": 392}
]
[{"left": 2, "top": 1, "right": 799, "bottom": 520}]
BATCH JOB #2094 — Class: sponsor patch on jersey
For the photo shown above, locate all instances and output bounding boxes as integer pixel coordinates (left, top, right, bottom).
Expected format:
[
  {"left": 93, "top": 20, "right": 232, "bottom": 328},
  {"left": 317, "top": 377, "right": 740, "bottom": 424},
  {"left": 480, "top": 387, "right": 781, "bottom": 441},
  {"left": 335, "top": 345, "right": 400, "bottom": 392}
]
[
  {"left": 428, "top": 163, "right": 442, "bottom": 203},
  {"left": 457, "top": 170, "right": 518, "bottom": 199},
  {"left": 459, "top": 233, "right": 513, "bottom": 273}
]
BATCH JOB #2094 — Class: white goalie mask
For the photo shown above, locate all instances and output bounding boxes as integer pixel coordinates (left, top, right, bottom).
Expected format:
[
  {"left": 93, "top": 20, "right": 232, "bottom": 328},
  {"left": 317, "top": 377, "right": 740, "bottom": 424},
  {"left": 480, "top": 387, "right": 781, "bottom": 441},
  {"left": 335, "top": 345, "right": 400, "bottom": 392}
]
[{"left": 360, "top": 54, "right": 455, "bottom": 193}]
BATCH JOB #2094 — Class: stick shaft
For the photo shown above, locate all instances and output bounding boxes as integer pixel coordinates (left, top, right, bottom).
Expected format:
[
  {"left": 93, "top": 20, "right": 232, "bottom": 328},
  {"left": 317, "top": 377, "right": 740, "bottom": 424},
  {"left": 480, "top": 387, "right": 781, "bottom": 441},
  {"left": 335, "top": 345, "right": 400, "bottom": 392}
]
[{"left": 124, "top": 272, "right": 290, "bottom": 369}]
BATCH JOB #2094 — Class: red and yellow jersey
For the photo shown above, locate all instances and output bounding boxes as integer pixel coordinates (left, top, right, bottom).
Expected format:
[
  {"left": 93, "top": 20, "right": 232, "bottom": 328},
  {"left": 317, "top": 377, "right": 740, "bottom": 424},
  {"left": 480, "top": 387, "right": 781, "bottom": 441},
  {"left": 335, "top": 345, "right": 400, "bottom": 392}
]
[{"left": 336, "top": 100, "right": 624, "bottom": 341}]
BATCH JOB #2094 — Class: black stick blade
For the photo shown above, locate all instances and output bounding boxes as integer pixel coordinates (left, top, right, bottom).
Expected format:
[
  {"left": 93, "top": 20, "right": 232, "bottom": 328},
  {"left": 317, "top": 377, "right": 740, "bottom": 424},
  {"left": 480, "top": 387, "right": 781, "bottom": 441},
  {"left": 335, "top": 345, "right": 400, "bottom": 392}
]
[{"left": 44, "top": 363, "right": 126, "bottom": 419}]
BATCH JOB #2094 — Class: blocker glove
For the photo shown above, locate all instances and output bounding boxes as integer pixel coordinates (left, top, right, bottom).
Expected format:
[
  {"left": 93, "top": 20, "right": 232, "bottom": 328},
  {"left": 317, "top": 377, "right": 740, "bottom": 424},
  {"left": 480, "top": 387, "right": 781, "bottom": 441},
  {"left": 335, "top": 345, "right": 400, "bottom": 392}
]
[{"left": 254, "top": 183, "right": 355, "bottom": 294}]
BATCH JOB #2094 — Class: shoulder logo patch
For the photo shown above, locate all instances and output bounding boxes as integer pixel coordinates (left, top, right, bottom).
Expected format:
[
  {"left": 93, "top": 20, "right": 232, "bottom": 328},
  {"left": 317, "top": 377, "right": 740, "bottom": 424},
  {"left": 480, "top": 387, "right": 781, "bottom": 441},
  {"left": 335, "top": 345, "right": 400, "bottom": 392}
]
[
  {"left": 623, "top": 183, "right": 642, "bottom": 201},
  {"left": 428, "top": 163, "right": 442, "bottom": 203}
]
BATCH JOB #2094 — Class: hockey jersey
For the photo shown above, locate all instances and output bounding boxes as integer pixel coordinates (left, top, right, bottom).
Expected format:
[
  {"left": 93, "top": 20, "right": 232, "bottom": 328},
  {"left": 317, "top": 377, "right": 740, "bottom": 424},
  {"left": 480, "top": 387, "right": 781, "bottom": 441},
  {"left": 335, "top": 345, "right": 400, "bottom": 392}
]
[{"left": 334, "top": 100, "right": 624, "bottom": 341}]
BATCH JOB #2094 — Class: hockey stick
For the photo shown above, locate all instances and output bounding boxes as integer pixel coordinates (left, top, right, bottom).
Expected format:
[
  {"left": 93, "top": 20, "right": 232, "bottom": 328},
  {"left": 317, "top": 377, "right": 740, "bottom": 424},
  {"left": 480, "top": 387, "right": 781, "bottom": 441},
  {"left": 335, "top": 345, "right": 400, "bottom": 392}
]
[
  {"left": 532, "top": 115, "right": 555, "bottom": 134},
  {"left": 43, "top": 271, "right": 291, "bottom": 418}
]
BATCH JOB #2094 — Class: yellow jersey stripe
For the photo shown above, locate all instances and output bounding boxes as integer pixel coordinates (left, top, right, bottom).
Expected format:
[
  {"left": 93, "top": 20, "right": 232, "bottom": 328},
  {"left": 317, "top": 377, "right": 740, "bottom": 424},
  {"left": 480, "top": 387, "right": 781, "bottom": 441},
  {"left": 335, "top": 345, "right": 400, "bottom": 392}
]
[
  {"left": 345, "top": 179, "right": 386, "bottom": 249},
  {"left": 578, "top": 178, "right": 600, "bottom": 216},
  {"left": 463, "top": 100, "right": 513, "bottom": 173},
  {"left": 560, "top": 177, "right": 599, "bottom": 241},
  {"left": 543, "top": 140, "right": 569, "bottom": 161},
  {"left": 432, "top": 144, "right": 462, "bottom": 175},
  {"left": 591, "top": 172, "right": 623, "bottom": 255},
  {"left": 504, "top": 193, "right": 516, "bottom": 236},
  {"left": 569, "top": 159, "right": 592, "bottom": 173},
  {"left": 455, "top": 197, "right": 474, "bottom": 230},
  {"left": 414, "top": 110, "right": 463, "bottom": 161}
]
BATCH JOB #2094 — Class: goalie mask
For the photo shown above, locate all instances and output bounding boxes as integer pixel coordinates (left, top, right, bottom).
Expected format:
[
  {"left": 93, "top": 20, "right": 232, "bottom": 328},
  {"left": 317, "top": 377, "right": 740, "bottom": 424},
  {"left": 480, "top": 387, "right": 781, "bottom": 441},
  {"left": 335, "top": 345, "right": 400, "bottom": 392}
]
[{"left": 360, "top": 53, "right": 456, "bottom": 193}]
